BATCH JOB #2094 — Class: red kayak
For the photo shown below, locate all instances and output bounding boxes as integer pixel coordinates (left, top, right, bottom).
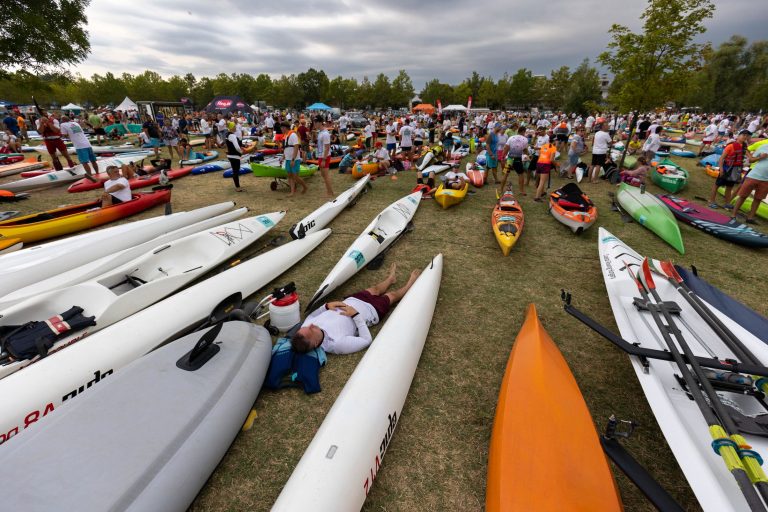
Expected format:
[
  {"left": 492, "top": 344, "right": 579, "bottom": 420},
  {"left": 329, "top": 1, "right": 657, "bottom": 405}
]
[
  {"left": 467, "top": 167, "right": 486, "bottom": 187},
  {"left": 67, "top": 166, "right": 195, "bottom": 193},
  {"left": 658, "top": 194, "right": 768, "bottom": 248}
]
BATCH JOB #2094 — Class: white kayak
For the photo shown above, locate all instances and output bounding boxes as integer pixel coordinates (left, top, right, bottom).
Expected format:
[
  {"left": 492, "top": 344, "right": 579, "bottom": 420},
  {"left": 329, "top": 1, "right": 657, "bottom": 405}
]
[
  {"left": 0, "top": 321, "right": 271, "bottom": 512},
  {"left": 0, "top": 207, "right": 247, "bottom": 309},
  {"left": 0, "top": 212, "right": 282, "bottom": 380},
  {"left": 420, "top": 163, "right": 451, "bottom": 177},
  {"left": 273, "top": 254, "right": 443, "bottom": 511},
  {"left": 0, "top": 152, "right": 151, "bottom": 192},
  {"left": 0, "top": 228, "right": 330, "bottom": 446},
  {"left": 306, "top": 191, "right": 421, "bottom": 310},
  {"left": 0, "top": 202, "right": 236, "bottom": 299},
  {"left": 598, "top": 227, "right": 768, "bottom": 511},
  {"left": 289, "top": 175, "right": 370, "bottom": 239}
]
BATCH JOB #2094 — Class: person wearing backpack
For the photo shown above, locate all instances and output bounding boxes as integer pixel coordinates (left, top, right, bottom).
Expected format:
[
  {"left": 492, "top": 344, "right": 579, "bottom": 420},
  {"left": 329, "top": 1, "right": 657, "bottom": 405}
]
[{"left": 708, "top": 130, "right": 754, "bottom": 209}]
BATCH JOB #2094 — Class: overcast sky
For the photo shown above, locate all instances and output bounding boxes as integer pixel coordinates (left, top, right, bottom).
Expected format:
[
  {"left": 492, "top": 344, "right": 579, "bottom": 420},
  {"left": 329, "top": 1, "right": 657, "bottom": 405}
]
[{"left": 78, "top": 0, "right": 765, "bottom": 89}]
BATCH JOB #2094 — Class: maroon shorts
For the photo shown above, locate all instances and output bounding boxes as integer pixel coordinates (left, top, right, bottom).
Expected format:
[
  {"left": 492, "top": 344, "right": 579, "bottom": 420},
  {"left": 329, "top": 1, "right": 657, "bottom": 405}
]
[
  {"left": 350, "top": 290, "right": 391, "bottom": 320},
  {"left": 317, "top": 156, "right": 331, "bottom": 168},
  {"left": 536, "top": 162, "right": 553, "bottom": 174}
]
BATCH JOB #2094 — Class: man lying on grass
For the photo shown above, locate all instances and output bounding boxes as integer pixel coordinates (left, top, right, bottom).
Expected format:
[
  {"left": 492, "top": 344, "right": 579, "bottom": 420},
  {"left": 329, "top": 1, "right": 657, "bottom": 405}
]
[{"left": 291, "top": 264, "right": 420, "bottom": 355}]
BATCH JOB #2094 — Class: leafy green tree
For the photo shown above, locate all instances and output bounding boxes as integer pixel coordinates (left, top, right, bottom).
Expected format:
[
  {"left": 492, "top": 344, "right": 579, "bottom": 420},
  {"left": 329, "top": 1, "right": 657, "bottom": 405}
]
[
  {"left": 563, "top": 60, "right": 602, "bottom": 115},
  {"left": 326, "top": 76, "right": 358, "bottom": 109},
  {"left": 546, "top": 66, "right": 571, "bottom": 110},
  {"left": 355, "top": 76, "right": 374, "bottom": 108},
  {"left": 420, "top": 79, "right": 455, "bottom": 106},
  {"left": 391, "top": 70, "right": 414, "bottom": 108},
  {"left": 508, "top": 69, "right": 537, "bottom": 108},
  {"left": 272, "top": 74, "right": 303, "bottom": 108},
  {"left": 252, "top": 73, "right": 273, "bottom": 103},
  {"left": 598, "top": 0, "right": 715, "bottom": 111},
  {"left": 297, "top": 68, "right": 329, "bottom": 105},
  {"left": 477, "top": 78, "right": 497, "bottom": 108},
  {"left": 0, "top": 0, "right": 90, "bottom": 72},
  {"left": 371, "top": 73, "right": 391, "bottom": 108}
]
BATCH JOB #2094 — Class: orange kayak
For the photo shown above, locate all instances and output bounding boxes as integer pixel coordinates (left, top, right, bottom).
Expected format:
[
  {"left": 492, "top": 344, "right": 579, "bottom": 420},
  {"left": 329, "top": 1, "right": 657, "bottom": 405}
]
[
  {"left": 486, "top": 304, "right": 623, "bottom": 512},
  {"left": 350, "top": 161, "right": 379, "bottom": 179}
]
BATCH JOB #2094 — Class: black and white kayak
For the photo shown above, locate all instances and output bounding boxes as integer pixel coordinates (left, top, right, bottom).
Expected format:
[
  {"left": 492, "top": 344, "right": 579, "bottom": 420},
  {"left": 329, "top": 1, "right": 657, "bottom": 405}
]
[
  {"left": 305, "top": 191, "right": 421, "bottom": 311},
  {"left": 0, "top": 212, "right": 283, "bottom": 379},
  {"left": 0, "top": 202, "right": 237, "bottom": 300},
  {"left": 0, "top": 229, "right": 331, "bottom": 446},
  {"left": 289, "top": 175, "right": 370, "bottom": 239},
  {"left": 0, "top": 321, "right": 271, "bottom": 512},
  {"left": 273, "top": 255, "right": 443, "bottom": 511},
  {"left": 596, "top": 227, "right": 768, "bottom": 511}
]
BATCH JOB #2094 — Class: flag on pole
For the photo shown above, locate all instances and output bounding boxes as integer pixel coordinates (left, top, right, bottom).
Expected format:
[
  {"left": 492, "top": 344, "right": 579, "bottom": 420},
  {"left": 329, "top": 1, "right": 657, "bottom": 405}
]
[
  {"left": 437, "top": 99, "right": 442, "bottom": 115},
  {"left": 467, "top": 96, "right": 472, "bottom": 111}
]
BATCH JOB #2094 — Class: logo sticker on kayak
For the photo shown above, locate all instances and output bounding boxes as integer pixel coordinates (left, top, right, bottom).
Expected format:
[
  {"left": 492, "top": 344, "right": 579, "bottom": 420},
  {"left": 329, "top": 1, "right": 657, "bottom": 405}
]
[
  {"left": 210, "top": 222, "right": 254, "bottom": 245},
  {"left": 348, "top": 250, "right": 366, "bottom": 269},
  {"left": 407, "top": 196, "right": 418, "bottom": 205},
  {"left": 256, "top": 215, "right": 275, "bottom": 228},
  {"left": 601, "top": 236, "right": 619, "bottom": 243}
]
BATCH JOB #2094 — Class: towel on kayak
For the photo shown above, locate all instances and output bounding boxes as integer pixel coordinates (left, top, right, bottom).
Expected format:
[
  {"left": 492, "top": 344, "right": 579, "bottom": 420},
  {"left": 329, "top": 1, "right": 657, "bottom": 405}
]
[{"left": 0, "top": 306, "right": 96, "bottom": 360}]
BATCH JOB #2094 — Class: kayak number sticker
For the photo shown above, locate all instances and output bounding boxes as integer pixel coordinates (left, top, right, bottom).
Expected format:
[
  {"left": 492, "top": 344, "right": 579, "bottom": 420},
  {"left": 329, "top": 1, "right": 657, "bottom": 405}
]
[
  {"left": 256, "top": 215, "right": 275, "bottom": 228},
  {"left": 348, "top": 250, "right": 366, "bottom": 269}
]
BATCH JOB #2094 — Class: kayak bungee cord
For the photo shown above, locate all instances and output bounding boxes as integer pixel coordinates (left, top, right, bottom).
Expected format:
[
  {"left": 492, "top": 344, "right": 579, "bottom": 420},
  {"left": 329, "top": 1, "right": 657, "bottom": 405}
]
[
  {"left": 632, "top": 258, "right": 767, "bottom": 511},
  {"left": 650, "top": 259, "right": 768, "bottom": 496}
]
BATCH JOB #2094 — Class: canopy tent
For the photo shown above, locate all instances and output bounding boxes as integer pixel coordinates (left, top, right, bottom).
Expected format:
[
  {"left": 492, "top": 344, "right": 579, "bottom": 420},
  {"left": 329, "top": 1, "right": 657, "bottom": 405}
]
[
  {"left": 61, "top": 103, "right": 84, "bottom": 112},
  {"left": 115, "top": 97, "right": 138, "bottom": 112},
  {"left": 203, "top": 96, "right": 253, "bottom": 114},
  {"left": 306, "top": 102, "right": 332, "bottom": 111},
  {"left": 442, "top": 104, "right": 467, "bottom": 112},
  {"left": 412, "top": 103, "right": 435, "bottom": 114}
]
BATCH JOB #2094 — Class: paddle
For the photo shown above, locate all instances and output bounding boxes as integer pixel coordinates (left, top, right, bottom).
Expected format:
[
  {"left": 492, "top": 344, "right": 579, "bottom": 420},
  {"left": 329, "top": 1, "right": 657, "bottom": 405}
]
[{"left": 632, "top": 258, "right": 767, "bottom": 510}]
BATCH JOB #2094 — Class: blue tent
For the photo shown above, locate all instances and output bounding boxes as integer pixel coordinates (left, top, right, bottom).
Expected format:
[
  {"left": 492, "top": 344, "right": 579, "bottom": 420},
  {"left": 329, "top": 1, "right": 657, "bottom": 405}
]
[{"left": 307, "top": 102, "right": 331, "bottom": 111}]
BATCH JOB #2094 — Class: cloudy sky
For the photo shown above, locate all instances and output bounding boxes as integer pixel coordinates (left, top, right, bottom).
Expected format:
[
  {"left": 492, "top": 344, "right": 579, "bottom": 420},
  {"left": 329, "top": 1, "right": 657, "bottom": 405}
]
[{"left": 78, "top": 0, "right": 765, "bottom": 89}]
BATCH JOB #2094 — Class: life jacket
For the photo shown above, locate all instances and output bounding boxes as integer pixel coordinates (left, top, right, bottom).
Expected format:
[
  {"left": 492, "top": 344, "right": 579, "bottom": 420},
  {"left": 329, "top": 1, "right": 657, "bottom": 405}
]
[
  {"left": 0, "top": 306, "right": 96, "bottom": 360},
  {"left": 538, "top": 143, "right": 557, "bottom": 165},
  {"left": 265, "top": 337, "right": 326, "bottom": 394},
  {"left": 281, "top": 130, "right": 296, "bottom": 149},
  {"left": 723, "top": 142, "right": 746, "bottom": 168},
  {"left": 554, "top": 122, "right": 568, "bottom": 134}
]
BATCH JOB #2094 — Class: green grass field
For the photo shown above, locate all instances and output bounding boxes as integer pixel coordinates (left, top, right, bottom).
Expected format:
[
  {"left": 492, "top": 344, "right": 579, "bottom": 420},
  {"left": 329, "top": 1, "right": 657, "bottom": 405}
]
[{"left": 3, "top": 140, "right": 766, "bottom": 511}]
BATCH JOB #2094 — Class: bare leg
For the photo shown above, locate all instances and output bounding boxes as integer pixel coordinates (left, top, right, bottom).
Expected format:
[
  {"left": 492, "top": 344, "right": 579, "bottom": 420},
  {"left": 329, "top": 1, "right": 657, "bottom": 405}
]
[
  {"left": 365, "top": 263, "right": 397, "bottom": 295},
  {"left": 384, "top": 269, "right": 420, "bottom": 305},
  {"left": 287, "top": 175, "right": 296, "bottom": 197},
  {"left": 320, "top": 167, "right": 334, "bottom": 197}
]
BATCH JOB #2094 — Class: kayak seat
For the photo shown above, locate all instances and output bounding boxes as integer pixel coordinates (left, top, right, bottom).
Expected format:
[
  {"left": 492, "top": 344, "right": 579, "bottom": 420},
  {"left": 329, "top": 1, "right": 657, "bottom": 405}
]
[
  {"left": 369, "top": 230, "right": 385, "bottom": 244},
  {"left": 556, "top": 198, "right": 589, "bottom": 211},
  {"left": 110, "top": 274, "right": 146, "bottom": 290}
]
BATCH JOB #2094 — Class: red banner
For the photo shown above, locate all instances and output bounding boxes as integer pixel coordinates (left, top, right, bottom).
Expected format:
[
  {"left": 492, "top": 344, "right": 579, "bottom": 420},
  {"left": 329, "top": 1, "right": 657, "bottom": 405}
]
[
  {"left": 467, "top": 96, "right": 472, "bottom": 111},
  {"left": 437, "top": 99, "right": 442, "bottom": 115}
]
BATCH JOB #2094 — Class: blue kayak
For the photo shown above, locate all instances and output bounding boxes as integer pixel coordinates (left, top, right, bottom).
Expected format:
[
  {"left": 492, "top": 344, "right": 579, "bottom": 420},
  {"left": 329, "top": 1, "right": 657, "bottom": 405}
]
[
  {"left": 676, "top": 265, "right": 768, "bottom": 345},
  {"left": 190, "top": 160, "right": 232, "bottom": 175},
  {"left": 223, "top": 167, "right": 251, "bottom": 178}
]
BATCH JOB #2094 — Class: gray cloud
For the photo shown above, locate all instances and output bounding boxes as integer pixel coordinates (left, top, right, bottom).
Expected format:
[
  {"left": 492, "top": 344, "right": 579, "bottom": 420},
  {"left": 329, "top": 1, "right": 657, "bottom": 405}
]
[{"left": 76, "top": 0, "right": 767, "bottom": 88}]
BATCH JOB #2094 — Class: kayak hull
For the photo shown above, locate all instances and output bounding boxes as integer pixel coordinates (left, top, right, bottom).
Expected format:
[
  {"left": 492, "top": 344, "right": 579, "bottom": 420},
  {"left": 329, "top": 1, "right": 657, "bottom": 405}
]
[
  {"left": 0, "top": 190, "right": 171, "bottom": 244},
  {"left": 616, "top": 182, "right": 684, "bottom": 253},
  {"left": 289, "top": 175, "right": 370, "bottom": 239},
  {"left": 272, "top": 255, "right": 443, "bottom": 511},
  {"left": 486, "top": 304, "right": 622, "bottom": 512},
  {"left": 434, "top": 182, "right": 469, "bottom": 209},
  {"left": 549, "top": 183, "right": 597, "bottom": 234},
  {"left": 492, "top": 191, "right": 524, "bottom": 256},
  {"left": 251, "top": 161, "right": 316, "bottom": 178},
  {"left": 68, "top": 165, "right": 194, "bottom": 193},
  {"left": 718, "top": 186, "right": 768, "bottom": 220},
  {"left": 650, "top": 159, "right": 689, "bottom": 193}
]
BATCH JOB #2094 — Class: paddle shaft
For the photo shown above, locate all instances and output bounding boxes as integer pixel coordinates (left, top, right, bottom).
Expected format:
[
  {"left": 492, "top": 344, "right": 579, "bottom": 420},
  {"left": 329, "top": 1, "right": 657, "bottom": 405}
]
[{"left": 635, "top": 270, "right": 767, "bottom": 511}]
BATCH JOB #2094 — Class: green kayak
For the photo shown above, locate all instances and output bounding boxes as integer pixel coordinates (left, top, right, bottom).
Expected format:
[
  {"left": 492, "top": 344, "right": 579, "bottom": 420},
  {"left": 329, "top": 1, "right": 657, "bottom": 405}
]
[
  {"left": 616, "top": 182, "right": 685, "bottom": 254},
  {"left": 650, "top": 158, "right": 688, "bottom": 193},
  {"left": 718, "top": 186, "right": 768, "bottom": 220},
  {"left": 250, "top": 162, "right": 317, "bottom": 178}
]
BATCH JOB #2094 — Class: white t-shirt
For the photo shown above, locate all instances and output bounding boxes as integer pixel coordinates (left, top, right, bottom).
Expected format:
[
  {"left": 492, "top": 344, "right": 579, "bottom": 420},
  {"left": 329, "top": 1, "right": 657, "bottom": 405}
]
[
  {"left": 748, "top": 118, "right": 761, "bottom": 133},
  {"left": 104, "top": 177, "right": 132, "bottom": 203},
  {"left": 399, "top": 125, "right": 413, "bottom": 147},
  {"left": 199, "top": 118, "right": 210, "bottom": 135},
  {"left": 338, "top": 115, "right": 349, "bottom": 130},
  {"left": 283, "top": 132, "right": 300, "bottom": 160},
  {"left": 534, "top": 134, "right": 549, "bottom": 152},
  {"left": 413, "top": 127, "right": 425, "bottom": 142},
  {"left": 718, "top": 119, "right": 730, "bottom": 132},
  {"left": 317, "top": 129, "right": 331, "bottom": 156},
  {"left": 374, "top": 148, "right": 389, "bottom": 161},
  {"left": 704, "top": 123, "right": 717, "bottom": 140},
  {"left": 592, "top": 130, "right": 613, "bottom": 155},
  {"left": 59, "top": 121, "right": 91, "bottom": 149},
  {"left": 643, "top": 133, "right": 661, "bottom": 153},
  {"left": 585, "top": 116, "right": 595, "bottom": 129},
  {"left": 363, "top": 124, "right": 373, "bottom": 138},
  {"left": 385, "top": 124, "right": 397, "bottom": 144},
  {"left": 264, "top": 116, "right": 274, "bottom": 129},
  {"left": 302, "top": 299, "right": 378, "bottom": 355},
  {"left": 444, "top": 171, "right": 469, "bottom": 183}
]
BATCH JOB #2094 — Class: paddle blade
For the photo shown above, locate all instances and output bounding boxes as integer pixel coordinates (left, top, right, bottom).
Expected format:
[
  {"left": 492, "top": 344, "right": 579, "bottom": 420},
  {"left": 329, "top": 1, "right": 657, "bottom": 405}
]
[
  {"left": 623, "top": 260, "right": 644, "bottom": 293},
  {"left": 661, "top": 260, "right": 683, "bottom": 283},
  {"left": 639, "top": 258, "right": 657, "bottom": 291}
]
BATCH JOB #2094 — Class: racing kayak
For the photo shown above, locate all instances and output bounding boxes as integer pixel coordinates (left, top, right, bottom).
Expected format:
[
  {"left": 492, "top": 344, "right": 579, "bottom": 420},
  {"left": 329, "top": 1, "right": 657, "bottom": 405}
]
[
  {"left": 0, "top": 207, "right": 247, "bottom": 310},
  {"left": 0, "top": 238, "right": 21, "bottom": 255},
  {"left": 486, "top": 304, "right": 622, "bottom": 511},
  {"left": 434, "top": 182, "right": 469, "bottom": 209},
  {"left": 616, "top": 182, "right": 685, "bottom": 254},
  {"left": 466, "top": 163, "right": 486, "bottom": 187},
  {"left": 492, "top": 189, "right": 524, "bottom": 256},
  {"left": 289, "top": 175, "right": 370, "bottom": 239},
  {"left": 0, "top": 228, "right": 331, "bottom": 446},
  {"left": 190, "top": 160, "right": 231, "bottom": 175},
  {"left": 718, "top": 186, "right": 768, "bottom": 220},
  {"left": 0, "top": 202, "right": 235, "bottom": 298},
  {"left": 650, "top": 159, "right": 688, "bottom": 193},
  {"left": 549, "top": 183, "right": 597, "bottom": 234},
  {"left": 68, "top": 165, "right": 194, "bottom": 192},
  {"left": 179, "top": 150, "right": 218, "bottom": 166},
  {"left": 0, "top": 159, "right": 48, "bottom": 178},
  {"left": 0, "top": 212, "right": 282, "bottom": 380},
  {"left": 272, "top": 254, "right": 443, "bottom": 511},
  {"left": 251, "top": 160, "right": 316, "bottom": 178},
  {"left": 305, "top": 191, "right": 421, "bottom": 311},
  {"left": 598, "top": 228, "right": 768, "bottom": 511},
  {"left": 658, "top": 195, "right": 768, "bottom": 248},
  {"left": 0, "top": 321, "right": 271, "bottom": 512},
  {"left": 0, "top": 153, "right": 151, "bottom": 192},
  {"left": 0, "top": 189, "right": 171, "bottom": 244}
]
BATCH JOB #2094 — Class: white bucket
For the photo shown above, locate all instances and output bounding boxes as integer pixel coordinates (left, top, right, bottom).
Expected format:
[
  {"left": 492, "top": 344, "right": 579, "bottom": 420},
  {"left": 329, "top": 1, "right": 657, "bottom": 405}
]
[{"left": 269, "top": 292, "right": 300, "bottom": 332}]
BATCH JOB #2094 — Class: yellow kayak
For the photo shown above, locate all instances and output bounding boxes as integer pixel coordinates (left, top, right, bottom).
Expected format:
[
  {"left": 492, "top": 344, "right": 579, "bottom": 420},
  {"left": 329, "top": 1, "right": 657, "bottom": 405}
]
[
  {"left": 0, "top": 237, "right": 22, "bottom": 254},
  {"left": 434, "top": 182, "right": 469, "bottom": 209}
]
